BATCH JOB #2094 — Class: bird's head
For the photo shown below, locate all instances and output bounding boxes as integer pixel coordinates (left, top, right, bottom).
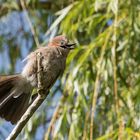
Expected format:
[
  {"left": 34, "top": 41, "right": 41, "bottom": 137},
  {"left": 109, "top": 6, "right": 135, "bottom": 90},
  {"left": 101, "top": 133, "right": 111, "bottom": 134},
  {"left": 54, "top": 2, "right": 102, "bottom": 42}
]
[{"left": 48, "top": 35, "right": 75, "bottom": 50}]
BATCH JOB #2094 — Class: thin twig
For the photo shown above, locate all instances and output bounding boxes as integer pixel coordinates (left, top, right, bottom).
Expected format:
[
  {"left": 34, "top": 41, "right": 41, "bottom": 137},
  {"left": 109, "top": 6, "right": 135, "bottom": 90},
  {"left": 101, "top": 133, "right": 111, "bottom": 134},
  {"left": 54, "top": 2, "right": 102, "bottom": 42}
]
[
  {"left": 82, "top": 111, "right": 90, "bottom": 140},
  {"left": 45, "top": 95, "right": 67, "bottom": 140},
  {"left": 20, "top": 0, "right": 40, "bottom": 48},
  {"left": 112, "top": 0, "right": 119, "bottom": 118},
  {"left": 112, "top": 1, "right": 124, "bottom": 140},
  {"left": 6, "top": 53, "right": 48, "bottom": 140},
  {"left": 45, "top": 105, "right": 61, "bottom": 140},
  {"left": 118, "top": 118, "right": 125, "bottom": 140},
  {"left": 90, "top": 30, "right": 112, "bottom": 140}
]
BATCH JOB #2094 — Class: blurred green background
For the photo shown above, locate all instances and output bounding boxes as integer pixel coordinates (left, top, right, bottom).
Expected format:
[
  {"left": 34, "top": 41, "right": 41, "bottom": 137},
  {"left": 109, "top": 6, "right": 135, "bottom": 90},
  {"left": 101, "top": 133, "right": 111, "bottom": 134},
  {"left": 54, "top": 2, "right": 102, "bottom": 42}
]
[{"left": 0, "top": 0, "right": 140, "bottom": 140}]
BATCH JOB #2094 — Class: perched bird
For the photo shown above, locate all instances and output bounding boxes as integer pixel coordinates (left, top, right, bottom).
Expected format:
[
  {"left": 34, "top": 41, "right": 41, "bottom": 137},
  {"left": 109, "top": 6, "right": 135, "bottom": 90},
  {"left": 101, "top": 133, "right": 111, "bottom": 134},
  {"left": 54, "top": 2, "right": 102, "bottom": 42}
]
[{"left": 0, "top": 35, "right": 75, "bottom": 124}]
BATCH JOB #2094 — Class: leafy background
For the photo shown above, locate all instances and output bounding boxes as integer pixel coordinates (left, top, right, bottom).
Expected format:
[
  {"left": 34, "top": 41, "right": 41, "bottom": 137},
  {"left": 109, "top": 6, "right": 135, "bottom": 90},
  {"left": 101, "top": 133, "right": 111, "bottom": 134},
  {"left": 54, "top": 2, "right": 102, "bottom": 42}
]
[{"left": 0, "top": 0, "right": 140, "bottom": 140}]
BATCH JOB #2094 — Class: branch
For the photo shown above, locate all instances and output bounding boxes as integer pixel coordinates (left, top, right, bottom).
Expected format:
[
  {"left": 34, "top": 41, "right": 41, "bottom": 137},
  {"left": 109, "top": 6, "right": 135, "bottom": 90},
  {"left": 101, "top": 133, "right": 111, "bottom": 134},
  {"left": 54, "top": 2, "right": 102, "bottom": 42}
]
[
  {"left": 111, "top": 1, "right": 125, "bottom": 140},
  {"left": 20, "top": 0, "right": 40, "bottom": 48},
  {"left": 82, "top": 111, "right": 90, "bottom": 140},
  {"left": 0, "top": 1, "right": 54, "bottom": 17},
  {"left": 90, "top": 29, "right": 112, "bottom": 140},
  {"left": 45, "top": 94, "right": 67, "bottom": 140},
  {"left": 112, "top": 0, "right": 119, "bottom": 117},
  {"left": 6, "top": 52, "right": 49, "bottom": 140}
]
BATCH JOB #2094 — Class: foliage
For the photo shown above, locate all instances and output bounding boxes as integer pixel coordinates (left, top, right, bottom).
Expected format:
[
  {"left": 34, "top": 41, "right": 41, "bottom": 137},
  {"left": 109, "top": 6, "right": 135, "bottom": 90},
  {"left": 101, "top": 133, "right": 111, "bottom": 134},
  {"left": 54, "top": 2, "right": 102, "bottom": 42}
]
[{"left": 0, "top": 0, "right": 140, "bottom": 139}]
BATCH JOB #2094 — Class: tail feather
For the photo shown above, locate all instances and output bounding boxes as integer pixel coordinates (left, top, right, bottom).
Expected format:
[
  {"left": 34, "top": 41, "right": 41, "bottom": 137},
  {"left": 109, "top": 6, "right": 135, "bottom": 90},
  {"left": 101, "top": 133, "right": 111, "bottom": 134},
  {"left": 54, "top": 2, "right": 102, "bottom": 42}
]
[
  {"left": 0, "top": 75, "right": 31, "bottom": 124},
  {"left": 0, "top": 93, "right": 30, "bottom": 124},
  {"left": 0, "top": 75, "right": 18, "bottom": 102}
]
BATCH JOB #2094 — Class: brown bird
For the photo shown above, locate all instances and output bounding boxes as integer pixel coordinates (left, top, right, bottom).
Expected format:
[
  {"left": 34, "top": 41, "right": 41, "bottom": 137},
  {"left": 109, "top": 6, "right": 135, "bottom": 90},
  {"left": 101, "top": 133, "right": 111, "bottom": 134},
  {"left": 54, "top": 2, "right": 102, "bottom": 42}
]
[{"left": 0, "top": 35, "right": 75, "bottom": 124}]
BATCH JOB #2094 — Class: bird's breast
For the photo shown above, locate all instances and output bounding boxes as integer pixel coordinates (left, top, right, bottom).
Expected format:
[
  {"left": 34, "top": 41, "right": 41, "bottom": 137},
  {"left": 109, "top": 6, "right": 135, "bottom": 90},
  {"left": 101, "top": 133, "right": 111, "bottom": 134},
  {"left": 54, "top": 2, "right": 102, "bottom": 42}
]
[
  {"left": 42, "top": 56, "right": 66, "bottom": 89},
  {"left": 22, "top": 54, "right": 66, "bottom": 89}
]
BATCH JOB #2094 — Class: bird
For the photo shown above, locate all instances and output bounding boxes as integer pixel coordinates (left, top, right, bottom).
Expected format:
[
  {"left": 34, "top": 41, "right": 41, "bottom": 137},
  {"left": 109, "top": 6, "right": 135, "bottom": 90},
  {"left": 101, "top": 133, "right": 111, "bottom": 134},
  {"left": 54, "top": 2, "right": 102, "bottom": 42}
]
[{"left": 0, "top": 35, "right": 75, "bottom": 124}]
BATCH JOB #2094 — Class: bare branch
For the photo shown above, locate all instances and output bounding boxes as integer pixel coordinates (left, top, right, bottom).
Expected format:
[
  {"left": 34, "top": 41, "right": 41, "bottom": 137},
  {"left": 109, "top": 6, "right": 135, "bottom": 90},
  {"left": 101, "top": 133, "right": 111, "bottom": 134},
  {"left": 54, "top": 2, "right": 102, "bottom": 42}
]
[
  {"left": 6, "top": 52, "right": 49, "bottom": 140},
  {"left": 45, "top": 94, "right": 67, "bottom": 140},
  {"left": 82, "top": 111, "right": 90, "bottom": 140},
  {"left": 0, "top": 1, "right": 53, "bottom": 17},
  {"left": 90, "top": 29, "right": 112, "bottom": 140},
  {"left": 111, "top": 1, "right": 125, "bottom": 140},
  {"left": 20, "top": 0, "right": 40, "bottom": 48}
]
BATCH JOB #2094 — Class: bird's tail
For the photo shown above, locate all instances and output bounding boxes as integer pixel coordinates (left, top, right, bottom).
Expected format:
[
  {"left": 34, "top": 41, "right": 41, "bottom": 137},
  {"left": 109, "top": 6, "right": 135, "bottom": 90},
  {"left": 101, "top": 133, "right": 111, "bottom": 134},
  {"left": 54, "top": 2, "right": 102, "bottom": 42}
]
[{"left": 0, "top": 75, "right": 31, "bottom": 124}]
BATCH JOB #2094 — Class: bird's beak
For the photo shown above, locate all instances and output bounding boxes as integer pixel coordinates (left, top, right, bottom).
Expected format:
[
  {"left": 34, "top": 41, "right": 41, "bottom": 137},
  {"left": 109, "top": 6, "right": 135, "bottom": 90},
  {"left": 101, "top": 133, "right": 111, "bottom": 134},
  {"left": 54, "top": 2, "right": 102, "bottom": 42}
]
[{"left": 66, "top": 43, "right": 76, "bottom": 49}]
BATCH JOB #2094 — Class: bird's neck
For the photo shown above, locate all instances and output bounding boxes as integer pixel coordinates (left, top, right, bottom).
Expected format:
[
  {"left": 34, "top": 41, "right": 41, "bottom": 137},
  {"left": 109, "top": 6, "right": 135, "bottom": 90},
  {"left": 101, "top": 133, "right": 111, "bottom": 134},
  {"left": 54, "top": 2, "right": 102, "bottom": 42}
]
[{"left": 55, "top": 47, "right": 70, "bottom": 58}]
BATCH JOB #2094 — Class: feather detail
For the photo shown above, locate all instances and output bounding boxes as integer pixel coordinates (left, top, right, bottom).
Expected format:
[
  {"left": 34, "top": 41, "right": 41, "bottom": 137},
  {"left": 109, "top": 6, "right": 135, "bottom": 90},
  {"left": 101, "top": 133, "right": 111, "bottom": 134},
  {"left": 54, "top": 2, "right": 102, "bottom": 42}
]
[{"left": 0, "top": 75, "right": 31, "bottom": 124}]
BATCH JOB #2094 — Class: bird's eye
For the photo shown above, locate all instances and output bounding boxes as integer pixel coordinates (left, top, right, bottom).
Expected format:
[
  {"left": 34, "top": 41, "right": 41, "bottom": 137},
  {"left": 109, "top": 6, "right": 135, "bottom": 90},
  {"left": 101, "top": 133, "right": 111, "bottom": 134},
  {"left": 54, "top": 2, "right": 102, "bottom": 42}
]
[{"left": 60, "top": 40, "right": 65, "bottom": 46}]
